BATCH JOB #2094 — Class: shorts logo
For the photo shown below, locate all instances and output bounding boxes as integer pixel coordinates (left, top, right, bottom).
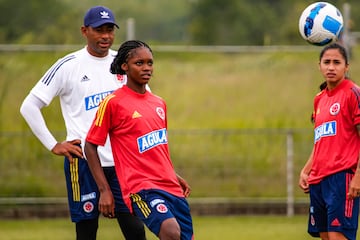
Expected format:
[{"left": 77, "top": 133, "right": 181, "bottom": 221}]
[
  {"left": 329, "top": 103, "right": 340, "bottom": 115},
  {"left": 81, "top": 192, "right": 96, "bottom": 202},
  {"left": 150, "top": 199, "right": 165, "bottom": 207},
  {"left": 309, "top": 206, "right": 314, "bottom": 214},
  {"left": 156, "top": 203, "right": 168, "bottom": 213},
  {"left": 311, "top": 215, "right": 315, "bottom": 226},
  {"left": 331, "top": 218, "right": 341, "bottom": 226},
  {"left": 85, "top": 91, "right": 114, "bottom": 111},
  {"left": 314, "top": 121, "right": 336, "bottom": 143},
  {"left": 83, "top": 201, "right": 94, "bottom": 213},
  {"left": 137, "top": 128, "right": 167, "bottom": 153}
]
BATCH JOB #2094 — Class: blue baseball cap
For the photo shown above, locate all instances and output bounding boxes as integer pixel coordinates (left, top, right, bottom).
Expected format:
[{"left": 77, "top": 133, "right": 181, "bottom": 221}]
[{"left": 84, "top": 6, "right": 119, "bottom": 29}]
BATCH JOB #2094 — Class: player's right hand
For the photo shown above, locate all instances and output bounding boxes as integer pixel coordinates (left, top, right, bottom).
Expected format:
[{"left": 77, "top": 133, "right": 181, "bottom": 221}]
[
  {"left": 51, "top": 139, "right": 83, "bottom": 163},
  {"left": 98, "top": 189, "right": 115, "bottom": 218},
  {"left": 298, "top": 171, "right": 309, "bottom": 194}
]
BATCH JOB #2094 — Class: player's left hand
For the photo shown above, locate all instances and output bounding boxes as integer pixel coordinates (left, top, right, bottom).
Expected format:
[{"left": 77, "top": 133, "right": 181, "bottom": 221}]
[
  {"left": 347, "top": 172, "right": 360, "bottom": 199},
  {"left": 177, "top": 174, "right": 191, "bottom": 197}
]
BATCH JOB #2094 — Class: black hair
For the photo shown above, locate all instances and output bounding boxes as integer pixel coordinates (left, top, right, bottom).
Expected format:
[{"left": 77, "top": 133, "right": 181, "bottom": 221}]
[
  {"left": 319, "top": 81, "right": 327, "bottom": 91},
  {"left": 317, "top": 42, "right": 351, "bottom": 88},
  {"left": 311, "top": 43, "right": 349, "bottom": 124},
  {"left": 319, "top": 42, "right": 349, "bottom": 65},
  {"left": 110, "top": 40, "right": 152, "bottom": 75}
]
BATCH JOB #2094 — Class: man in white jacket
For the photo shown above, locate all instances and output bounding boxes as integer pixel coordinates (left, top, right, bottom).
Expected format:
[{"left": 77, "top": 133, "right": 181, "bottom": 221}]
[{"left": 20, "top": 6, "right": 146, "bottom": 240}]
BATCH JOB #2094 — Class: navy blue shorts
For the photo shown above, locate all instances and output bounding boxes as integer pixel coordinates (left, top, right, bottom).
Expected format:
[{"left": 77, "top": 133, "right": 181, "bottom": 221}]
[
  {"left": 64, "top": 157, "right": 130, "bottom": 222},
  {"left": 102, "top": 166, "right": 131, "bottom": 214},
  {"left": 130, "top": 189, "right": 194, "bottom": 239},
  {"left": 308, "top": 170, "right": 359, "bottom": 240}
]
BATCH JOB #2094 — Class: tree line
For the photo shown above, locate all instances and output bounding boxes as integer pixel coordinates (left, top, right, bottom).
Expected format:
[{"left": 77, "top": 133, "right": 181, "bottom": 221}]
[{"left": 0, "top": 0, "right": 359, "bottom": 45}]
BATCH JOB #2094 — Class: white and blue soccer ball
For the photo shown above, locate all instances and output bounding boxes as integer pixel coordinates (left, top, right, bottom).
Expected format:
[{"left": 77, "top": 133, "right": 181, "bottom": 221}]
[{"left": 299, "top": 2, "right": 344, "bottom": 46}]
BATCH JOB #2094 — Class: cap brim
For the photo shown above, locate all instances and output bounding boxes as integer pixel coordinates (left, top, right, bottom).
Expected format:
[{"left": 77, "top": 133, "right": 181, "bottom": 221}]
[{"left": 89, "top": 20, "right": 119, "bottom": 29}]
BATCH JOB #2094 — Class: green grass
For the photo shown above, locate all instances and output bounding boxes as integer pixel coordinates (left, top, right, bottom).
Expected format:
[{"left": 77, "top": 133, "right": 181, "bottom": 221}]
[{"left": 0, "top": 215, "right": 315, "bottom": 240}]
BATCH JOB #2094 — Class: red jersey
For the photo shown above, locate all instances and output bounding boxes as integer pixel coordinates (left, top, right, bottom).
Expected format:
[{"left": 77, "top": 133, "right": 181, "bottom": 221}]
[
  {"left": 309, "top": 79, "right": 360, "bottom": 184},
  {"left": 86, "top": 86, "right": 184, "bottom": 210}
]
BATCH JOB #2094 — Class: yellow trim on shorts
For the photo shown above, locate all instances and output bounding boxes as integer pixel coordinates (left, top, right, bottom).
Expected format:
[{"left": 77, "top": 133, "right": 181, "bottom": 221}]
[
  {"left": 131, "top": 193, "right": 151, "bottom": 218},
  {"left": 70, "top": 158, "right": 80, "bottom": 202}
]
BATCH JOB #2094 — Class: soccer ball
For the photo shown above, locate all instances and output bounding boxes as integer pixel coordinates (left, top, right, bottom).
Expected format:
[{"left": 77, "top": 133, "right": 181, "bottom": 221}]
[{"left": 298, "top": 2, "right": 344, "bottom": 46}]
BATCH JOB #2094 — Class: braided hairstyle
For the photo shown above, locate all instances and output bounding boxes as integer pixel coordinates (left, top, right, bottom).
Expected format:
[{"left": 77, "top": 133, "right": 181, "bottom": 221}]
[{"left": 110, "top": 40, "right": 152, "bottom": 75}]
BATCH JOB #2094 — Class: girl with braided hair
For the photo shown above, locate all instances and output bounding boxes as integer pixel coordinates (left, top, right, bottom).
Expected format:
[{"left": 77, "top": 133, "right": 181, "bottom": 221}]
[{"left": 85, "top": 40, "right": 194, "bottom": 240}]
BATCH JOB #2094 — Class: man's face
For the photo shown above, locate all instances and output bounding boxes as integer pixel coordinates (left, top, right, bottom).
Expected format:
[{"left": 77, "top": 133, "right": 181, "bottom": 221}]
[{"left": 82, "top": 24, "right": 115, "bottom": 57}]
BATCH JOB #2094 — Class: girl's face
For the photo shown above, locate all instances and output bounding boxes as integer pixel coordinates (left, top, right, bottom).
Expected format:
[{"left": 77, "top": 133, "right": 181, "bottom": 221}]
[
  {"left": 122, "top": 47, "right": 153, "bottom": 91},
  {"left": 319, "top": 48, "right": 349, "bottom": 89}
]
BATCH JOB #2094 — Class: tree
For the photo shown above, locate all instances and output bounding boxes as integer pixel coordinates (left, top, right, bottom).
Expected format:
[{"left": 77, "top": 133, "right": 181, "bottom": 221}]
[
  {"left": 189, "top": 0, "right": 299, "bottom": 45},
  {"left": 0, "top": 0, "right": 73, "bottom": 44}
]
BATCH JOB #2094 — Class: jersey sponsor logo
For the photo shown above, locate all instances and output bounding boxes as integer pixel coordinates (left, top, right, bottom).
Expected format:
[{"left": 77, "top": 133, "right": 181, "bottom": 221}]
[
  {"left": 83, "top": 201, "right": 94, "bottom": 213},
  {"left": 329, "top": 102, "right": 340, "bottom": 115},
  {"left": 314, "top": 121, "right": 336, "bottom": 143},
  {"left": 85, "top": 91, "right": 114, "bottom": 111},
  {"left": 81, "top": 192, "right": 96, "bottom": 202},
  {"left": 137, "top": 128, "right": 167, "bottom": 153}
]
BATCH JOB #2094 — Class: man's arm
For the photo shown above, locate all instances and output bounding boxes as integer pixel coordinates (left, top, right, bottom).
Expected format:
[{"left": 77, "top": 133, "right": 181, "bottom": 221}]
[
  {"left": 20, "top": 93, "right": 82, "bottom": 161},
  {"left": 20, "top": 94, "right": 57, "bottom": 150}
]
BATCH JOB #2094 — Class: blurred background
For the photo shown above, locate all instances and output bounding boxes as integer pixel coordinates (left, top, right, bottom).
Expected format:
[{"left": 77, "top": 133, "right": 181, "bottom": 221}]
[
  {"left": 1, "top": 0, "right": 360, "bottom": 46},
  {"left": 1, "top": 0, "right": 360, "bottom": 218}
]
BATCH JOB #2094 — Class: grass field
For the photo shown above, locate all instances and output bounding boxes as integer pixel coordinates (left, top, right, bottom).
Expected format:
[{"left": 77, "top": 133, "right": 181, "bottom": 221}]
[{"left": 0, "top": 215, "right": 315, "bottom": 240}]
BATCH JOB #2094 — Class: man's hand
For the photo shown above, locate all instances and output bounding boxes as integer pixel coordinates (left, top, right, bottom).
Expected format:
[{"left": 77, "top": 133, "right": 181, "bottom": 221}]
[{"left": 51, "top": 139, "right": 83, "bottom": 163}]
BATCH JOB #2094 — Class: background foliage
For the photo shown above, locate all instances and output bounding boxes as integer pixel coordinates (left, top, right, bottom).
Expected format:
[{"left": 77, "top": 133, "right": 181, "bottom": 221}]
[
  {"left": 1, "top": 0, "right": 360, "bottom": 199},
  {"left": 1, "top": 0, "right": 360, "bottom": 45},
  {"left": 1, "top": 47, "right": 357, "bottom": 198}
]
